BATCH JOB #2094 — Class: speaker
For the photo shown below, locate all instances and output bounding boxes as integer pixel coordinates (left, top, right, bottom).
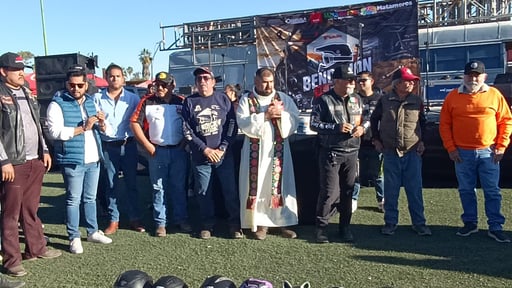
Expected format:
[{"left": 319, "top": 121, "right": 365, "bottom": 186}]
[
  {"left": 35, "top": 53, "right": 95, "bottom": 76},
  {"left": 36, "top": 79, "right": 66, "bottom": 99},
  {"left": 35, "top": 53, "right": 96, "bottom": 99}
]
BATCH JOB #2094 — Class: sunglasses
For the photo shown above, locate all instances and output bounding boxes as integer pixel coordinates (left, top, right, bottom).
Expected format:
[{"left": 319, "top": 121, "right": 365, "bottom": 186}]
[
  {"left": 68, "top": 83, "right": 86, "bottom": 89},
  {"left": 358, "top": 78, "right": 371, "bottom": 82},
  {"left": 154, "top": 82, "right": 169, "bottom": 88},
  {"left": 196, "top": 75, "right": 212, "bottom": 82}
]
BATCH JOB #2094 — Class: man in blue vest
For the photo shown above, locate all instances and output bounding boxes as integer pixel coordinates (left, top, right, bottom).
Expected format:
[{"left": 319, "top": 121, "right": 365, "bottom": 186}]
[{"left": 46, "top": 64, "right": 113, "bottom": 254}]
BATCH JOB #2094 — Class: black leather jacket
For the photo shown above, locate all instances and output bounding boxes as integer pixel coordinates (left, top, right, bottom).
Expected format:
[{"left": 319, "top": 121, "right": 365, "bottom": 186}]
[
  {"left": 0, "top": 82, "right": 48, "bottom": 166},
  {"left": 310, "top": 89, "right": 363, "bottom": 153}
]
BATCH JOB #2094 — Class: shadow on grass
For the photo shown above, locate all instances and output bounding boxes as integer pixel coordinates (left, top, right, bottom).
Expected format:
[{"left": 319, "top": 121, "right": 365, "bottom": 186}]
[{"left": 294, "top": 223, "right": 512, "bottom": 280}]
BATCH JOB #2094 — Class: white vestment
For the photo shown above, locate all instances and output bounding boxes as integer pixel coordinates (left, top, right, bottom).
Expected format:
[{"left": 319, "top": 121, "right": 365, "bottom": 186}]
[{"left": 236, "top": 89, "right": 300, "bottom": 232}]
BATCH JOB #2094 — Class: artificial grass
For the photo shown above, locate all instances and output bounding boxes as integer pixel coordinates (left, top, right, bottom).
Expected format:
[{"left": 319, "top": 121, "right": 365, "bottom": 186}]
[{"left": 12, "top": 173, "right": 512, "bottom": 287}]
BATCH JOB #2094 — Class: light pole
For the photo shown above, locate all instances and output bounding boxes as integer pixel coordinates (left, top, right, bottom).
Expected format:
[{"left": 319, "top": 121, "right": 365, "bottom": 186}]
[
  {"left": 39, "top": 0, "right": 48, "bottom": 55},
  {"left": 151, "top": 40, "right": 164, "bottom": 79}
]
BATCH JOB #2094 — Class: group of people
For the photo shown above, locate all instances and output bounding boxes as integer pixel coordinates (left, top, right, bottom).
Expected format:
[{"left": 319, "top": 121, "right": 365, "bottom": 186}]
[
  {"left": 0, "top": 50, "right": 510, "bottom": 284},
  {"left": 310, "top": 60, "right": 512, "bottom": 244}
]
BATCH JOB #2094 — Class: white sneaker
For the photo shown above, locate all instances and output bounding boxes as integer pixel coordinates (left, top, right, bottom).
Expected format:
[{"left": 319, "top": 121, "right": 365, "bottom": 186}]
[
  {"left": 352, "top": 199, "right": 358, "bottom": 213},
  {"left": 378, "top": 199, "right": 385, "bottom": 212},
  {"left": 69, "top": 238, "right": 83, "bottom": 254},
  {"left": 87, "top": 230, "right": 112, "bottom": 244}
]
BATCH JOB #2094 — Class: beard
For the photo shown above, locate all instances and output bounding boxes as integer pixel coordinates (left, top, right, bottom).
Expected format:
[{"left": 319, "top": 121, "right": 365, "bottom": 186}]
[{"left": 464, "top": 81, "right": 482, "bottom": 93}]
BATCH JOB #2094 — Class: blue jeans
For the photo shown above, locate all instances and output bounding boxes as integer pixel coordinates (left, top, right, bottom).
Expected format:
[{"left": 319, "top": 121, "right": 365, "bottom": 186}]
[
  {"left": 383, "top": 151, "right": 426, "bottom": 226},
  {"left": 102, "top": 140, "right": 141, "bottom": 222},
  {"left": 61, "top": 162, "right": 101, "bottom": 240},
  {"left": 148, "top": 146, "right": 189, "bottom": 227},
  {"left": 353, "top": 146, "right": 384, "bottom": 202},
  {"left": 193, "top": 152, "right": 240, "bottom": 230},
  {"left": 455, "top": 147, "right": 505, "bottom": 231}
]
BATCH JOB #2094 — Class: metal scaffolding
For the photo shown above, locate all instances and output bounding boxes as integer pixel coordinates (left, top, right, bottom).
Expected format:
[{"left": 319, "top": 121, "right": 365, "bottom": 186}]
[{"left": 419, "top": 0, "right": 512, "bottom": 27}]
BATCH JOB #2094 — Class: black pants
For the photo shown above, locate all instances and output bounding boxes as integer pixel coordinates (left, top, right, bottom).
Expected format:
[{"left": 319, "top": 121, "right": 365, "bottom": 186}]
[{"left": 316, "top": 148, "right": 358, "bottom": 228}]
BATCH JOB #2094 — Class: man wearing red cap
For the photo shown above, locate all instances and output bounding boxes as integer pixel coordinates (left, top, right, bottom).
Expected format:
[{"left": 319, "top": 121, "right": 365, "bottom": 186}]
[
  {"left": 370, "top": 67, "right": 431, "bottom": 236},
  {"left": 0, "top": 52, "right": 61, "bottom": 276},
  {"left": 439, "top": 60, "right": 512, "bottom": 243}
]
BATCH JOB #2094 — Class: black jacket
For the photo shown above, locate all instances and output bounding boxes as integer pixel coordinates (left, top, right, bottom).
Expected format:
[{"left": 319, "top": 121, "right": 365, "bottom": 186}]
[
  {"left": 309, "top": 89, "right": 363, "bottom": 153},
  {"left": 0, "top": 82, "right": 48, "bottom": 166},
  {"left": 358, "top": 88, "right": 384, "bottom": 146}
]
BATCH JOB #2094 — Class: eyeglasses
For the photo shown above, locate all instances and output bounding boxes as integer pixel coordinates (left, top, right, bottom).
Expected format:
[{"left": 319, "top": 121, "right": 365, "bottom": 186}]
[
  {"left": 358, "top": 78, "right": 371, "bottom": 83},
  {"left": 68, "top": 83, "right": 86, "bottom": 89},
  {"left": 154, "top": 82, "right": 169, "bottom": 88},
  {"left": 196, "top": 75, "right": 212, "bottom": 82}
]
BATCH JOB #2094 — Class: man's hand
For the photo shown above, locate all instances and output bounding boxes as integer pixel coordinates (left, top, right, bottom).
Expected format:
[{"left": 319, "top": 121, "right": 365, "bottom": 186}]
[
  {"left": 204, "top": 147, "right": 224, "bottom": 163},
  {"left": 340, "top": 123, "right": 354, "bottom": 134},
  {"left": 145, "top": 143, "right": 156, "bottom": 157},
  {"left": 2, "top": 163, "right": 15, "bottom": 182},
  {"left": 265, "top": 100, "right": 283, "bottom": 120},
  {"left": 43, "top": 153, "right": 52, "bottom": 172},
  {"left": 448, "top": 150, "right": 462, "bottom": 163},
  {"left": 373, "top": 139, "right": 383, "bottom": 153},
  {"left": 84, "top": 115, "right": 99, "bottom": 130},
  {"left": 350, "top": 126, "right": 364, "bottom": 138},
  {"left": 416, "top": 141, "right": 425, "bottom": 156},
  {"left": 494, "top": 149, "right": 505, "bottom": 163}
]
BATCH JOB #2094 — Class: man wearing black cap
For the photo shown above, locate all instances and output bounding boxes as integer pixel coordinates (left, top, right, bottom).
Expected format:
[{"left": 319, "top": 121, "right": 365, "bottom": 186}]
[
  {"left": 0, "top": 52, "right": 61, "bottom": 276},
  {"left": 439, "top": 60, "right": 512, "bottom": 243},
  {"left": 182, "top": 66, "right": 242, "bottom": 240},
  {"left": 310, "top": 64, "right": 363, "bottom": 243},
  {"left": 130, "top": 71, "right": 191, "bottom": 237},
  {"left": 370, "top": 66, "right": 430, "bottom": 237},
  {"left": 47, "top": 64, "right": 112, "bottom": 254}
]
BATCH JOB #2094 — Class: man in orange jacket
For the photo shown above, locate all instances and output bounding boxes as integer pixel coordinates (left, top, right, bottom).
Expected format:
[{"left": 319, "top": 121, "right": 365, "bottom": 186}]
[{"left": 439, "top": 60, "right": 512, "bottom": 243}]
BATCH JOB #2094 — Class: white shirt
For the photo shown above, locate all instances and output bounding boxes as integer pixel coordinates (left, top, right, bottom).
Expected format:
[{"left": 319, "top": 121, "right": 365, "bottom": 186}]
[{"left": 46, "top": 101, "right": 102, "bottom": 164}]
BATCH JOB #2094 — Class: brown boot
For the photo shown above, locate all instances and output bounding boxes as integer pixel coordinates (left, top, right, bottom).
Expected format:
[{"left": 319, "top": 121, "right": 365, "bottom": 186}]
[
  {"left": 155, "top": 226, "right": 166, "bottom": 237},
  {"left": 254, "top": 226, "right": 268, "bottom": 240},
  {"left": 104, "top": 221, "right": 119, "bottom": 235},
  {"left": 129, "top": 221, "right": 146, "bottom": 233},
  {"left": 280, "top": 227, "right": 297, "bottom": 239}
]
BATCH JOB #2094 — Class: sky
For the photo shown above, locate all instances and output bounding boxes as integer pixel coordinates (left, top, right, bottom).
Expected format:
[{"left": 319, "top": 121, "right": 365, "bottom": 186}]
[{"left": 1, "top": 0, "right": 365, "bottom": 79}]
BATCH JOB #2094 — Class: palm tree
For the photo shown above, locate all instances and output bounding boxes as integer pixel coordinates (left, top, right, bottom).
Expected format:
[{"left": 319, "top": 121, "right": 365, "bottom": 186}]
[
  {"left": 138, "top": 49, "right": 152, "bottom": 80},
  {"left": 132, "top": 72, "right": 142, "bottom": 80},
  {"left": 18, "top": 51, "right": 35, "bottom": 68},
  {"left": 126, "top": 66, "right": 134, "bottom": 80}
]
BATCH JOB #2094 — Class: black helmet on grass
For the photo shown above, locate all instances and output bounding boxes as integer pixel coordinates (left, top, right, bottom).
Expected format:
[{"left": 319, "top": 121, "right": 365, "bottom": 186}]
[
  {"left": 200, "top": 275, "right": 237, "bottom": 288},
  {"left": 113, "top": 270, "right": 153, "bottom": 288},
  {"left": 153, "top": 275, "right": 189, "bottom": 288}
]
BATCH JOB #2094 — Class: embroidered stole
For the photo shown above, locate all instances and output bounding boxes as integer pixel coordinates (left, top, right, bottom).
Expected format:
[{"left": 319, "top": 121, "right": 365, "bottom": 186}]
[{"left": 246, "top": 92, "right": 284, "bottom": 210}]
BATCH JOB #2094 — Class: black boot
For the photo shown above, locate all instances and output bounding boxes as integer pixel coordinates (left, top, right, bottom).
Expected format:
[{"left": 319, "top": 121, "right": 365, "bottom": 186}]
[
  {"left": 315, "top": 227, "right": 329, "bottom": 243},
  {"left": 339, "top": 225, "right": 354, "bottom": 243}
]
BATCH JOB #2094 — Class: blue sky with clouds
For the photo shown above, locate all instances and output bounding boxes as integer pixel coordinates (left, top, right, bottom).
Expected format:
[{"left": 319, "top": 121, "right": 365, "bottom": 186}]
[{"left": 2, "top": 0, "right": 364, "bottom": 77}]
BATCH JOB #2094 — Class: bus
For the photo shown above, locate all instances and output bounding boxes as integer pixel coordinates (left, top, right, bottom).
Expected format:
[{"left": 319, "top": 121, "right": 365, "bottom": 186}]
[{"left": 418, "top": 21, "right": 512, "bottom": 105}]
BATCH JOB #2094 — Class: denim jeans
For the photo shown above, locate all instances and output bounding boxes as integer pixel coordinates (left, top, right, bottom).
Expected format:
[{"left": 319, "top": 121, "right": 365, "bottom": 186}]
[
  {"left": 383, "top": 151, "right": 426, "bottom": 226},
  {"left": 353, "top": 146, "right": 384, "bottom": 202},
  {"left": 102, "top": 140, "right": 141, "bottom": 222},
  {"left": 455, "top": 147, "right": 505, "bottom": 231},
  {"left": 193, "top": 152, "right": 240, "bottom": 230},
  {"left": 61, "top": 162, "right": 101, "bottom": 240},
  {"left": 148, "top": 146, "right": 189, "bottom": 227}
]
